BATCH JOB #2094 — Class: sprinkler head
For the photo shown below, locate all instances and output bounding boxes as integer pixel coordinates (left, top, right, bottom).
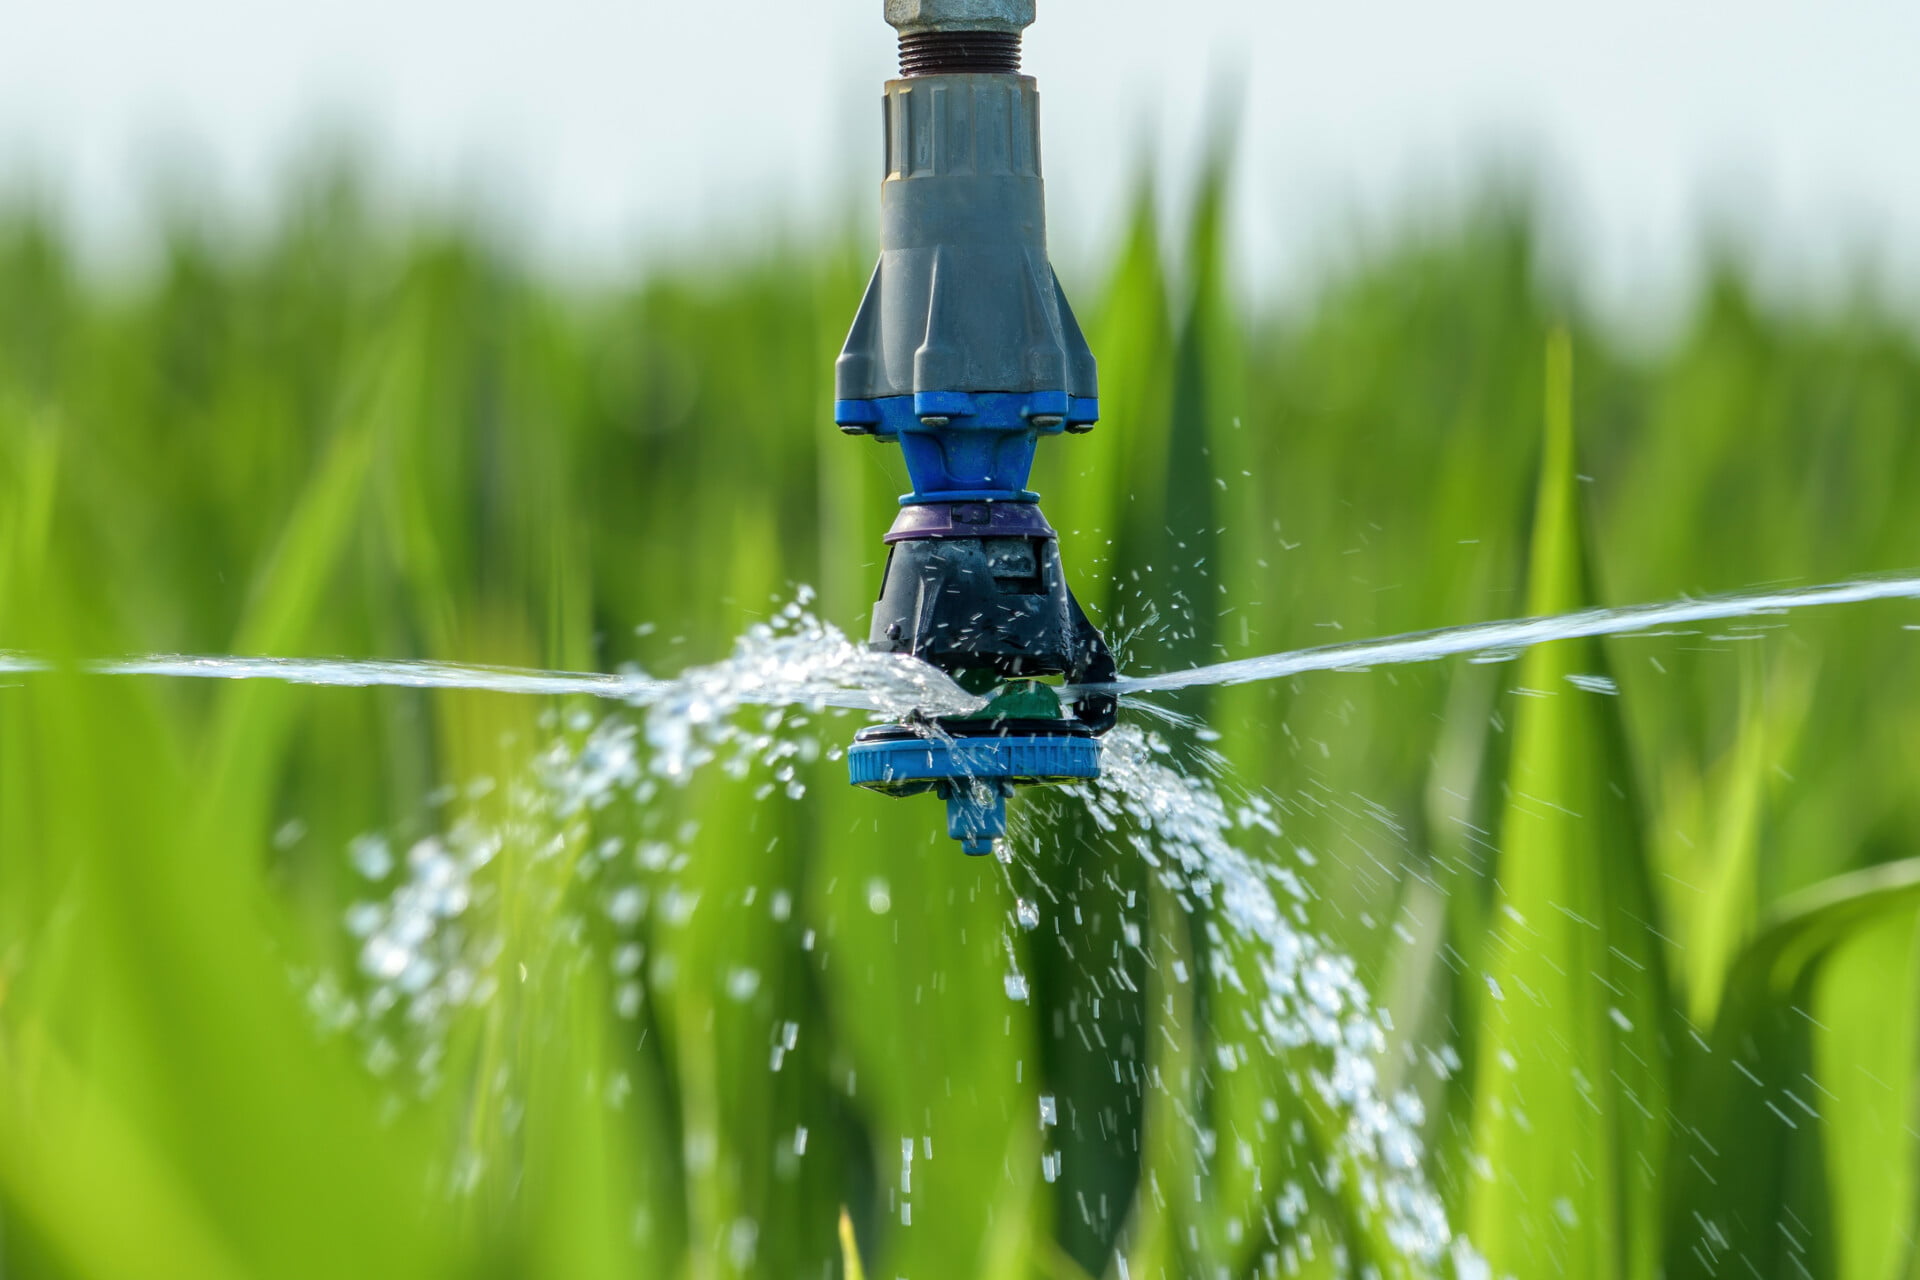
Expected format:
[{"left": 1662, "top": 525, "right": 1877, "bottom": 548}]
[{"left": 837, "top": 0, "right": 1115, "bottom": 852}]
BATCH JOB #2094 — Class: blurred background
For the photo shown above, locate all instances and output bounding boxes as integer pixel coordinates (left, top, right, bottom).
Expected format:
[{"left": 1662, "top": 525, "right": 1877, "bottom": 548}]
[
  {"left": 3, "top": 2, "right": 1919, "bottom": 1278},
  {"left": 9, "top": 0, "right": 1920, "bottom": 316}
]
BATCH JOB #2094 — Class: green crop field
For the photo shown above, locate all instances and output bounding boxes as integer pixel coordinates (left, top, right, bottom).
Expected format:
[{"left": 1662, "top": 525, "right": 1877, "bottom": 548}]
[{"left": 2, "top": 158, "right": 1918, "bottom": 1279}]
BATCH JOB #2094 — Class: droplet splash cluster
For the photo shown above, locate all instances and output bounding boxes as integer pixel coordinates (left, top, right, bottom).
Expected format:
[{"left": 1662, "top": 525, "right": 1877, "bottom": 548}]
[
  {"left": 1063, "top": 728, "right": 1481, "bottom": 1271},
  {"left": 317, "top": 599, "right": 1480, "bottom": 1274}
]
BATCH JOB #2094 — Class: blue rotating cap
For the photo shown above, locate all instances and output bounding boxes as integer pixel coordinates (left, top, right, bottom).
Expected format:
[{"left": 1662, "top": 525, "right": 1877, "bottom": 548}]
[
  {"left": 834, "top": 391, "right": 1099, "bottom": 504},
  {"left": 847, "top": 723, "right": 1101, "bottom": 855}
]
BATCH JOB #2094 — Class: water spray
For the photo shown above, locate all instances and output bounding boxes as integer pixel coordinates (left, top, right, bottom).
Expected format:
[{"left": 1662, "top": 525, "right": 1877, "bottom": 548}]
[{"left": 836, "top": 0, "right": 1117, "bottom": 854}]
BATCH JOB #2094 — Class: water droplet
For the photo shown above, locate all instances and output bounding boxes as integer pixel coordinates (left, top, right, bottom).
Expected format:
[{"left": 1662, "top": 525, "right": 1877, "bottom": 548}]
[
  {"left": 866, "top": 879, "right": 892, "bottom": 914},
  {"left": 1003, "top": 972, "right": 1030, "bottom": 1002},
  {"left": 607, "top": 886, "right": 645, "bottom": 926},
  {"left": 1484, "top": 974, "right": 1505, "bottom": 1001},
  {"left": 1452, "top": 1241, "right": 1493, "bottom": 1280},
  {"left": 349, "top": 834, "right": 393, "bottom": 880},
  {"left": 345, "top": 902, "right": 382, "bottom": 938},
  {"left": 726, "top": 1218, "right": 758, "bottom": 1269},
  {"left": 1015, "top": 899, "right": 1040, "bottom": 931},
  {"left": 365, "top": 1037, "right": 398, "bottom": 1076},
  {"left": 362, "top": 938, "right": 408, "bottom": 980}
]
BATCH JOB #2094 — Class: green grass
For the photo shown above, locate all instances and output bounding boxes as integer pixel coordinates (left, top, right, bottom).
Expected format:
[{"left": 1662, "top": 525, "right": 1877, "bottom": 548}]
[{"left": 3, "top": 159, "right": 1920, "bottom": 1278}]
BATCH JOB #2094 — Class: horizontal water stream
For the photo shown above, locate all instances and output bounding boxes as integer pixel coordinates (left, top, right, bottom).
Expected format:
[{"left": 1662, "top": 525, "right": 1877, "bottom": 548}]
[
  {"left": 0, "top": 653, "right": 661, "bottom": 699},
  {"left": 1075, "top": 573, "right": 1920, "bottom": 695},
  {"left": 6, "top": 573, "right": 1917, "bottom": 707}
]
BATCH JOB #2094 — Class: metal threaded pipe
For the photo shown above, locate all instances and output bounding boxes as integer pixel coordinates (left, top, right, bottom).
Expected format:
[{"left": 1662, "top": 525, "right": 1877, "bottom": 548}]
[{"left": 897, "top": 30, "right": 1022, "bottom": 76}]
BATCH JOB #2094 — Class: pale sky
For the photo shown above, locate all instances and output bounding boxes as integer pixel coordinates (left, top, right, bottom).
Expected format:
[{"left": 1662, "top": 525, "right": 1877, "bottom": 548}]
[{"left": 2, "top": 0, "right": 1916, "bottom": 320}]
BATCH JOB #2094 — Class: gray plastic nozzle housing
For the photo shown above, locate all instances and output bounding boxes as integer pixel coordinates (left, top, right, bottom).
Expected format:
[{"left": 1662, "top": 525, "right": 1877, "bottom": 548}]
[{"left": 833, "top": 72, "right": 1096, "bottom": 406}]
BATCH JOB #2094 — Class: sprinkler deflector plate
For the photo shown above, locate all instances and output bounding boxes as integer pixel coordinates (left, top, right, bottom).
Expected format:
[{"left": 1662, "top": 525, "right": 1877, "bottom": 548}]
[
  {"left": 847, "top": 722, "right": 1100, "bottom": 794},
  {"left": 847, "top": 720, "right": 1100, "bottom": 855}
]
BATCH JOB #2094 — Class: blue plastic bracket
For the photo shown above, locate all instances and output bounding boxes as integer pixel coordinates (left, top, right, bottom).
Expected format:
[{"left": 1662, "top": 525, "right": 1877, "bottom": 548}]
[{"left": 834, "top": 391, "right": 1100, "bottom": 504}]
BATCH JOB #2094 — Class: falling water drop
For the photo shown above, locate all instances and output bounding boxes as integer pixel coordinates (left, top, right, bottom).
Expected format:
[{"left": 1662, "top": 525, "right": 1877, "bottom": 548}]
[{"left": 349, "top": 835, "right": 394, "bottom": 880}]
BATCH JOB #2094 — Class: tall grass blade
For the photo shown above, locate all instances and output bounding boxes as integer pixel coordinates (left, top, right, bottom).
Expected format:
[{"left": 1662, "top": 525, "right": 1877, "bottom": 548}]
[
  {"left": 1467, "top": 330, "right": 1670, "bottom": 1279},
  {"left": 1665, "top": 859, "right": 1920, "bottom": 1277}
]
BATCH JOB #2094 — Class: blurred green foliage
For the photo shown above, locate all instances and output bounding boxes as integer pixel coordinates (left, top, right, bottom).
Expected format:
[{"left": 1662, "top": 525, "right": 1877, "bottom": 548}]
[{"left": 2, "top": 157, "right": 1920, "bottom": 1279}]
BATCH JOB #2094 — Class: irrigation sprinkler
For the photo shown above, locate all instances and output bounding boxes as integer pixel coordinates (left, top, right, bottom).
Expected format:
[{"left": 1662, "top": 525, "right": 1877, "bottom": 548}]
[{"left": 838, "top": 0, "right": 1116, "bottom": 854}]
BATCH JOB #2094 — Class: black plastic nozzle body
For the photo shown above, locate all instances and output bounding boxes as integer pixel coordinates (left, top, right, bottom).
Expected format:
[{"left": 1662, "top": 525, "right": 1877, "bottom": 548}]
[{"left": 870, "top": 526, "right": 1117, "bottom": 732}]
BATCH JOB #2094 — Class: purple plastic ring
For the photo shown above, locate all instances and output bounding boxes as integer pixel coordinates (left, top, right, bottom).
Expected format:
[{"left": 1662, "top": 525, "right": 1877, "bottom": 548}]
[{"left": 884, "top": 502, "right": 1058, "bottom": 544}]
